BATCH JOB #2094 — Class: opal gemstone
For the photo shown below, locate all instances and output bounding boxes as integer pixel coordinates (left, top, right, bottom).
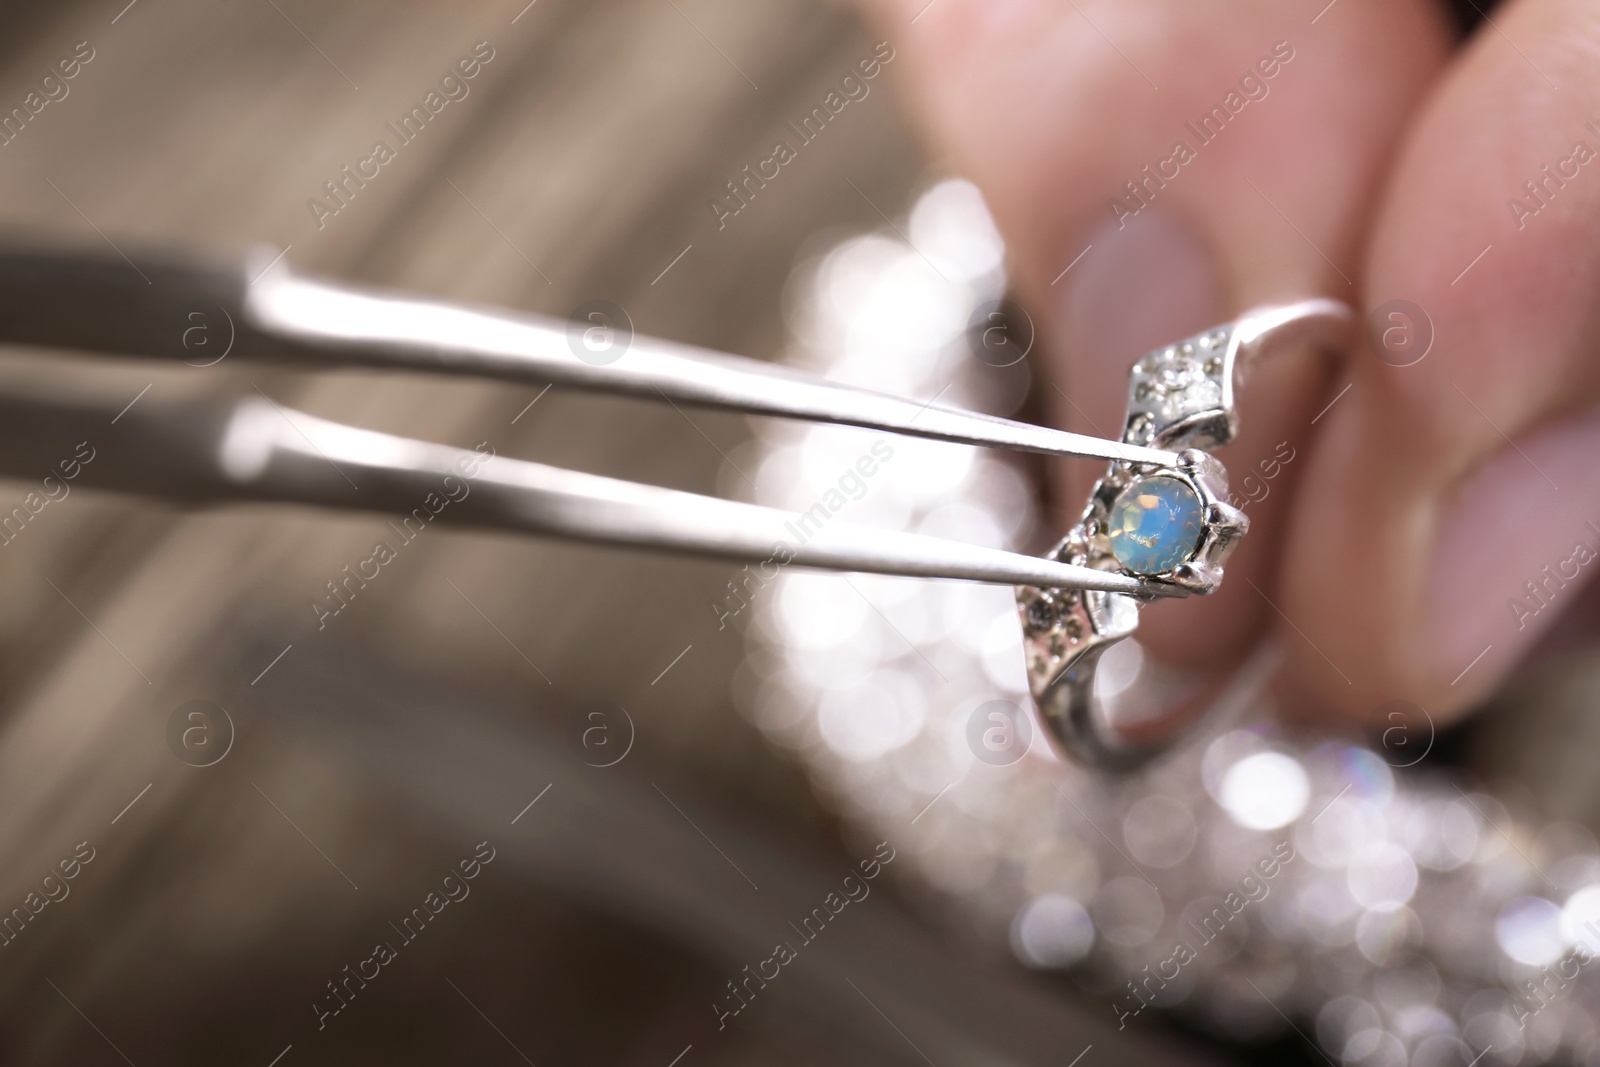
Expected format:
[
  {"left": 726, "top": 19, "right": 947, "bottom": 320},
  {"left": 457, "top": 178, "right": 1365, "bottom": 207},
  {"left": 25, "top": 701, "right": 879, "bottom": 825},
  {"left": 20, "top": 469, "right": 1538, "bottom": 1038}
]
[{"left": 1107, "top": 475, "right": 1204, "bottom": 575}]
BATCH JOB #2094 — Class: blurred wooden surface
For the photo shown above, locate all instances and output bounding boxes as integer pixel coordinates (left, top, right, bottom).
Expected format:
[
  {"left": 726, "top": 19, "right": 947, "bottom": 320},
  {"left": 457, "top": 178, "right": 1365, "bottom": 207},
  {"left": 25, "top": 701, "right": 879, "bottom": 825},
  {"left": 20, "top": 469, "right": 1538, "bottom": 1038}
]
[
  {"left": 0, "top": 0, "right": 918, "bottom": 852},
  {"left": 0, "top": 3, "right": 1200, "bottom": 1065},
  {"left": 0, "top": 0, "right": 911, "bottom": 1057}
]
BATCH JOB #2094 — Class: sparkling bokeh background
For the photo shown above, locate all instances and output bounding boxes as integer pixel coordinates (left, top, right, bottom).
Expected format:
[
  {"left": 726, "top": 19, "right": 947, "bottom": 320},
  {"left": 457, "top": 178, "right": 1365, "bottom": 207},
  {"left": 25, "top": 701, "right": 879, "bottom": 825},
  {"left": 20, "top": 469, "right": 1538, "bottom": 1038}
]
[{"left": 735, "top": 179, "right": 1600, "bottom": 1067}]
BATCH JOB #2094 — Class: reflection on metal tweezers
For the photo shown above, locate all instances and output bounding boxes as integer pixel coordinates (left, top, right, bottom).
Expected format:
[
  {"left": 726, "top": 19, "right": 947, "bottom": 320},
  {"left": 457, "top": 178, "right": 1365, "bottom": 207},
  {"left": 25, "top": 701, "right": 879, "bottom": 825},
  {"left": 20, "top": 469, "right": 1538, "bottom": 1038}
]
[{"left": 0, "top": 243, "right": 1181, "bottom": 597}]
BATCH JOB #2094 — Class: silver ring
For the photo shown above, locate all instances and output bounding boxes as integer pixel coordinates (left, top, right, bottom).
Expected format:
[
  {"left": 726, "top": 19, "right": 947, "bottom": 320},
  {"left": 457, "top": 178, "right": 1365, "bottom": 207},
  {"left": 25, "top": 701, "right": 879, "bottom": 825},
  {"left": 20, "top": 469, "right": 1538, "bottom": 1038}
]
[{"left": 1015, "top": 299, "right": 1353, "bottom": 769}]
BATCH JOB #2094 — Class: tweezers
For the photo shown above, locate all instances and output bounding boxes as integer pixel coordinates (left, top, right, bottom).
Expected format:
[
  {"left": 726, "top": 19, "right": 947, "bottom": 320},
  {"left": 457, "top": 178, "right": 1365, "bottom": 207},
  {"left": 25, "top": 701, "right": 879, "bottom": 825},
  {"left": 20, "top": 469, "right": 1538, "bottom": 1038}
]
[{"left": 0, "top": 243, "right": 1186, "bottom": 597}]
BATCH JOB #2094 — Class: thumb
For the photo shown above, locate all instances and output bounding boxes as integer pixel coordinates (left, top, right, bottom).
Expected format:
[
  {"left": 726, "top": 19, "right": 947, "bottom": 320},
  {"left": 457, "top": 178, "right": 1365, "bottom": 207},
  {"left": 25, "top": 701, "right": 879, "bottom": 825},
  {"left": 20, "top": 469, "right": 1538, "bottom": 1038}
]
[{"left": 1284, "top": 0, "right": 1600, "bottom": 726}]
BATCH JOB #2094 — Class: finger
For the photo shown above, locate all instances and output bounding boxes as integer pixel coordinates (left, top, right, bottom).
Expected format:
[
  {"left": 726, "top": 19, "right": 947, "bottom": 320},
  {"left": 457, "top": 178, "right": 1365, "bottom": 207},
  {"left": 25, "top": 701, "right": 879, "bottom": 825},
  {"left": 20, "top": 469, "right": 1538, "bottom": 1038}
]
[
  {"left": 1284, "top": 0, "right": 1600, "bottom": 726},
  {"left": 859, "top": 0, "right": 1449, "bottom": 669}
]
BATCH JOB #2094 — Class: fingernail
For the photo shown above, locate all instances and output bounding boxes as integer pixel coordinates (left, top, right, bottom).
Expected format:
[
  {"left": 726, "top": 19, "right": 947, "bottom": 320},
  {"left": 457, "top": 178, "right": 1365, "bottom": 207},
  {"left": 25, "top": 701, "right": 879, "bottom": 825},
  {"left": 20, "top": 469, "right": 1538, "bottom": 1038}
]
[
  {"left": 1048, "top": 209, "right": 1223, "bottom": 540},
  {"left": 1428, "top": 411, "right": 1600, "bottom": 688},
  {"left": 1055, "top": 210, "right": 1223, "bottom": 422}
]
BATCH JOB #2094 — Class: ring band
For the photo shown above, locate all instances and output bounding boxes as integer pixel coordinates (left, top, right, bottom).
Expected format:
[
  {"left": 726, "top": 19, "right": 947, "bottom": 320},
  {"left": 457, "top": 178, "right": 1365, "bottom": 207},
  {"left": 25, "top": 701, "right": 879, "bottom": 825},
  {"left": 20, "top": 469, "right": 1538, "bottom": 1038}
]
[{"left": 1016, "top": 299, "right": 1353, "bottom": 769}]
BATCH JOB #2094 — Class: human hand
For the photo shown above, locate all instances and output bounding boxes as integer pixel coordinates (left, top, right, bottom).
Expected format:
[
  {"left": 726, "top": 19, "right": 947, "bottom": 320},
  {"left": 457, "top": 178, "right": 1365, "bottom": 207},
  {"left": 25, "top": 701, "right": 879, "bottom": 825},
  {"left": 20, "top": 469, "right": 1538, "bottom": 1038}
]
[{"left": 857, "top": 0, "right": 1600, "bottom": 731}]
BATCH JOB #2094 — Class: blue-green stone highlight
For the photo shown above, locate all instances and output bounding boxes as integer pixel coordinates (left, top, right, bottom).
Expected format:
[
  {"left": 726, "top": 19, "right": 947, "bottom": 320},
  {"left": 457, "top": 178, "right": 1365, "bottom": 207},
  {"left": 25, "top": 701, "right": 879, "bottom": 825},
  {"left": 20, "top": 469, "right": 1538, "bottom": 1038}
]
[{"left": 1107, "top": 475, "right": 1204, "bottom": 575}]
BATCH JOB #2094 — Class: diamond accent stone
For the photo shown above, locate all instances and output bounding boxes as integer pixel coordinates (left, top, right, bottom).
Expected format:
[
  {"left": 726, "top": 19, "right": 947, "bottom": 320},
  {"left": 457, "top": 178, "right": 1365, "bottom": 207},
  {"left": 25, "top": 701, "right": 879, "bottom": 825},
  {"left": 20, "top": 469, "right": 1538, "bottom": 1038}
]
[
  {"left": 1024, "top": 595, "right": 1057, "bottom": 633},
  {"left": 1135, "top": 348, "right": 1223, "bottom": 423},
  {"left": 1125, "top": 412, "right": 1155, "bottom": 445}
]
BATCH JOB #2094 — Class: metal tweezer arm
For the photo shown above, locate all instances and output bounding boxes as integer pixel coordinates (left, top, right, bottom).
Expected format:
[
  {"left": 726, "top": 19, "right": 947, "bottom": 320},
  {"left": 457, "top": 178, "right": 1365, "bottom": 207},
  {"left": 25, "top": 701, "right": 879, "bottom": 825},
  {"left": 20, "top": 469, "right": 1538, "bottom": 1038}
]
[{"left": 0, "top": 244, "right": 1176, "bottom": 595}]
